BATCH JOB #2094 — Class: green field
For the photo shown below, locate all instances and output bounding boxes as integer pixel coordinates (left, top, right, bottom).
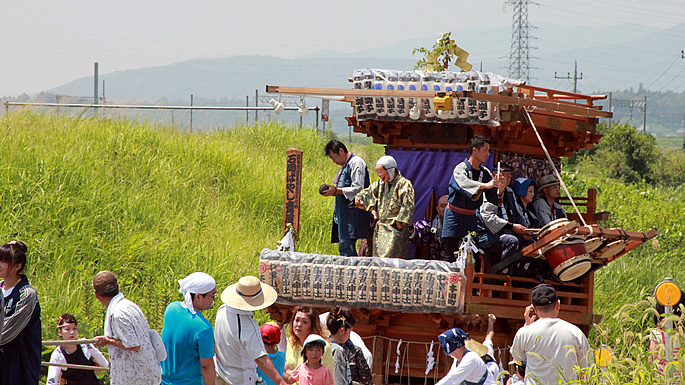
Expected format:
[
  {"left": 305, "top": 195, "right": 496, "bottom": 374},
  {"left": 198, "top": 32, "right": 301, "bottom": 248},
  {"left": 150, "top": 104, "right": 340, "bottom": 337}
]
[
  {"left": 656, "top": 136, "right": 685, "bottom": 151},
  {"left": 2, "top": 110, "right": 684, "bottom": 384}
]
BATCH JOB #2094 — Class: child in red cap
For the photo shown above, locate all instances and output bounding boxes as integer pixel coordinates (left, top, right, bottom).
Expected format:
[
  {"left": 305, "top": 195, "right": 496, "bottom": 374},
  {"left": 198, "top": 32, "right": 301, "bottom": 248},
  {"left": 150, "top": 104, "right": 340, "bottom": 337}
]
[{"left": 257, "top": 322, "right": 286, "bottom": 385}]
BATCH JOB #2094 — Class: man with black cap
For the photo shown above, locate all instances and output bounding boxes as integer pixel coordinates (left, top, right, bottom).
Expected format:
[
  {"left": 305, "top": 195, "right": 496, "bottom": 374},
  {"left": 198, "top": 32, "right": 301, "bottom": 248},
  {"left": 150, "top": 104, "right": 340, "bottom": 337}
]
[
  {"left": 510, "top": 284, "right": 590, "bottom": 385},
  {"left": 532, "top": 174, "right": 567, "bottom": 227}
]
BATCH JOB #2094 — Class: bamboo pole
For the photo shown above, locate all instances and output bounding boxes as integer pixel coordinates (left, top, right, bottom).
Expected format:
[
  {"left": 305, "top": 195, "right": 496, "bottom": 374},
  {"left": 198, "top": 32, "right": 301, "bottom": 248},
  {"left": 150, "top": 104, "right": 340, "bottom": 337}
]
[
  {"left": 43, "top": 338, "right": 99, "bottom": 346},
  {"left": 41, "top": 362, "right": 109, "bottom": 371}
]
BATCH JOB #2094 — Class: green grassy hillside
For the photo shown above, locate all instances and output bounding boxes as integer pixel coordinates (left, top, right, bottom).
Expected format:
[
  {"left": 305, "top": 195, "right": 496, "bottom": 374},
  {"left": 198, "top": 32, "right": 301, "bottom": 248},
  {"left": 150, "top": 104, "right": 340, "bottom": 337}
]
[
  {"left": 0, "top": 110, "right": 384, "bottom": 338},
  {"left": 1, "top": 111, "right": 684, "bottom": 383}
]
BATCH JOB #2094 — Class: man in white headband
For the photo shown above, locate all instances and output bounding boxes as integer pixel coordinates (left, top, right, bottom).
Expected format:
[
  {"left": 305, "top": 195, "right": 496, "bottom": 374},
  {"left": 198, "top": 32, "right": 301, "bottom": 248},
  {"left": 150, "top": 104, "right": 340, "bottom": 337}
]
[
  {"left": 161, "top": 272, "right": 217, "bottom": 385},
  {"left": 354, "top": 155, "right": 415, "bottom": 258}
]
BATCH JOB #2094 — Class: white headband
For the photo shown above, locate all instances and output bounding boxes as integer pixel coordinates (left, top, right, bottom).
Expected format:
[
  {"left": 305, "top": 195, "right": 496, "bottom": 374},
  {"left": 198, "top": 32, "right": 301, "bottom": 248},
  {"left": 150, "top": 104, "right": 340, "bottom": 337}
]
[
  {"left": 376, "top": 155, "right": 397, "bottom": 180},
  {"left": 178, "top": 272, "right": 216, "bottom": 315}
]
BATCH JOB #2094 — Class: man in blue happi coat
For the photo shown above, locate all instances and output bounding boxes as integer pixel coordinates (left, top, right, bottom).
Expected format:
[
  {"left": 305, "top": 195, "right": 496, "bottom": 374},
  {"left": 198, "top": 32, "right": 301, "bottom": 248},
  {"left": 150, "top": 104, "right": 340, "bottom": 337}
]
[
  {"left": 322, "top": 140, "right": 372, "bottom": 256},
  {"left": 441, "top": 136, "right": 504, "bottom": 262}
]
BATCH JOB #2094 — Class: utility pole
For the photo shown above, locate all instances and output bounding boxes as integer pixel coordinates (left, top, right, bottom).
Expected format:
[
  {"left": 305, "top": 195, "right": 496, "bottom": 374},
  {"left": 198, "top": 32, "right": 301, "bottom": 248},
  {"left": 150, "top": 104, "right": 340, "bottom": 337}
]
[
  {"left": 555, "top": 61, "right": 583, "bottom": 93},
  {"left": 506, "top": 0, "right": 537, "bottom": 82},
  {"left": 93, "top": 62, "right": 99, "bottom": 117},
  {"left": 643, "top": 96, "right": 647, "bottom": 133}
]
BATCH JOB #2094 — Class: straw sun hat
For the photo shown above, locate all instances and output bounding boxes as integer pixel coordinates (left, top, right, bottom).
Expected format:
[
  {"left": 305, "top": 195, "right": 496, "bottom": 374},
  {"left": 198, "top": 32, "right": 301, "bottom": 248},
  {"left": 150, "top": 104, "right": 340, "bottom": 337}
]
[
  {"left": 464, "top": 339, "right": 490, "bottom": 358},
  {"left": 221, "top": 276, "right": 278, "bottom": 311}
]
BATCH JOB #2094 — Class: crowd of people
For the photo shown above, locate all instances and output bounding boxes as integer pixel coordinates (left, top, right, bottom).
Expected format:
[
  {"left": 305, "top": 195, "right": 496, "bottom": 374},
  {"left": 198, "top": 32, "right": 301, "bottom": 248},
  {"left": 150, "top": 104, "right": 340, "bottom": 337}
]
[
  {"left": 322, "top": 137, "right": 567, "bottom": 279},
  {"left": 1, "top": 239, "right": 682, "bottom": 385},
  {"left": 0, "top": 240, "right": 381, "bottom": 385}
]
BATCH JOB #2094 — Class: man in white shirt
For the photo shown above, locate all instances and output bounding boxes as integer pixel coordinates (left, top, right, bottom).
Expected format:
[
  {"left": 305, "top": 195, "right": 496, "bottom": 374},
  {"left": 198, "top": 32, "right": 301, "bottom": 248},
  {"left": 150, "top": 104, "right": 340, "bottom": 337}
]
[
  {"left": 214, "top": 276, "right": 283, "bottom": 385},
  {"left": 510, "top": 284, "right": 590, "bottom": 385},
  {"left": 93, "top": 270, "right": 161, "bottom": 385}
]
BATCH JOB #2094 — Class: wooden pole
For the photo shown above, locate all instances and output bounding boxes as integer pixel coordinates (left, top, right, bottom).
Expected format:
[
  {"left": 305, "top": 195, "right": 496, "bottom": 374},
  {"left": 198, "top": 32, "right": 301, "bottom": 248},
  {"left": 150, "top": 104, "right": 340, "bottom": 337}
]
[
  {"left": 43, "top": 338, "right": 99, "bottom": 346},
  {"left": 42, "top": 361, "right": 109, "bottom": 371}
]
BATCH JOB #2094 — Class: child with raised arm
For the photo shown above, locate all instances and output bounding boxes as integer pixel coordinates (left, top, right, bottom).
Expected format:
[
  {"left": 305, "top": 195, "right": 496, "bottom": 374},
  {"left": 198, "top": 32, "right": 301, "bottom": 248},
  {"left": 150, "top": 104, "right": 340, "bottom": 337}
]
[
  {"left": 47, "top": 313, "right": 109, "bottom": 385},
  {"left": 285, "top": 334, "right": 334, "bottom": 385}
]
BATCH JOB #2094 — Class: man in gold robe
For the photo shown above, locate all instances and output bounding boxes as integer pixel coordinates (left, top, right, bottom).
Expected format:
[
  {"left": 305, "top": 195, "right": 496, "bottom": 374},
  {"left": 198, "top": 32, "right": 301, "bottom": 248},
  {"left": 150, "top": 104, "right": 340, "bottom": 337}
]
[{"left": 355, "top": 155, "right": 415, "bottom": 259}]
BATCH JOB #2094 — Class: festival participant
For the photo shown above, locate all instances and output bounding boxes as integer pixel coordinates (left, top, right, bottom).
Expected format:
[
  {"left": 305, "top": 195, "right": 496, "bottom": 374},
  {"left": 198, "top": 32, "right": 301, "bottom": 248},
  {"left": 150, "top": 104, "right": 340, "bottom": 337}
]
[
  {"left": 161, "top": 272, "right": 217, "bottom": 385},
  {"left": 285, "top": 306, "right": 335, "bottom": 381},
  {"left": 465, "top": 314, "right": 500, "bottom": 382},
  {"left": 214, "top": 276, "right": 282, "bottom": 385},
  {"left": 475, "top": 164, "right": 530, "bottom": 269},
  {"left": 442, "top": 136, "right": 503, "bottom": 262},
  {"left": 318, "top": 312, "right": 373, "bottom": 371},
  {"left": 511, "top": 179, "right": 539, "bottom": 233},
  {"left": 507, "top": 178, "right": 549, "bottom": 279},
  {"left": 0, "top": 240, "right": 42, "bottom": 385},
  {"left": 257, "top": 322, "right": 286, "bottom": 385},
  {"left": 47, "top": 313, "right": 109, "bottom": 385},
  {"left": 435, "top": 328, "right": 496, "bottom": 385},
  {"left": 532, "top": 174, "right": 567, "bottom": 227},
  {"left": 510, "top": 284, "right": 590, "bottom": 385},
  {"left": 326, "top": 306, "right": 372, "bottom": 385},
  {"left": 93, "top": 270, "right": 161, "bottom": 385},
  {"left": 322, "top": 140, "right": 372, "bottom": 256},
  {"left": 411, "top": 195, "right": 449, "bottom": 260},
  {"left": 285, "top": 334, "right": 334, "bottom": 385},
  {"left": 506, "top": 360, "right": 526, "bottom": 385},
  {"left": 354, "top": 155, "right": 415, "bottom": 259}
]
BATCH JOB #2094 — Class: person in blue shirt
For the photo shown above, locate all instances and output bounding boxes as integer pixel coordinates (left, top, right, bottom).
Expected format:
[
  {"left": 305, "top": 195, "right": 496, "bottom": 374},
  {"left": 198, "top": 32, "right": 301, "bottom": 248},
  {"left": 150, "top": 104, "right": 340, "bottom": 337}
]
[
  {"left": 161, "top": 272, "right": 217, "bottom": 385},
  {"left": 257, "top": 322, "right": 286, "bottom": 385},
  {"left": 322, "top": 140, "right": 372, "bottom": 256}
]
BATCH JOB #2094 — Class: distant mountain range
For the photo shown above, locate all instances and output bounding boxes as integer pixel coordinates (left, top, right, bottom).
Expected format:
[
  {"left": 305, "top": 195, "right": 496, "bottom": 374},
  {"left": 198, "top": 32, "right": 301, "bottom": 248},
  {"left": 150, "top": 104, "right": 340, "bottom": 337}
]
[{"left": 30, "top": 21, "right": 685, "bottom": 135}]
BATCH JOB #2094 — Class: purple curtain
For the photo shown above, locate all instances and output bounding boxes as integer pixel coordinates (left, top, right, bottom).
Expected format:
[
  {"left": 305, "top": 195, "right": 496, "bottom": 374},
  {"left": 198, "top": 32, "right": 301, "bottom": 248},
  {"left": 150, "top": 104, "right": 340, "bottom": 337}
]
[{"left": 386, "top": 148, "right": 494, "bottom": 224}]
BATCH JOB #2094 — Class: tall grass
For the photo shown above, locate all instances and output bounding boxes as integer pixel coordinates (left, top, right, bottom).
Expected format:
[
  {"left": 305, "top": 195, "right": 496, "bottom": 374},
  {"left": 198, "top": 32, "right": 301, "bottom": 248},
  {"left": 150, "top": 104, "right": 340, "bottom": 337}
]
[{"left": 0, "top": 110, "right": 383, "bottom": 338}]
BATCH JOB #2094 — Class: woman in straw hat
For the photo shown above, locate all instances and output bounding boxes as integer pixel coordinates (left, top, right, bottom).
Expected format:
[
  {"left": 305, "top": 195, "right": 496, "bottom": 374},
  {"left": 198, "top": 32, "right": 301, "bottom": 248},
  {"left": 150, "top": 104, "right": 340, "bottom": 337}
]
[
  {"left": 436, "top": 328, "right": 496, "bottom": 385},
  {"left": 214, "top": 276, "right": 283, "bottom": 385},
  {"left": 285, "top": 306, "right": 335, "bottom": 384}
]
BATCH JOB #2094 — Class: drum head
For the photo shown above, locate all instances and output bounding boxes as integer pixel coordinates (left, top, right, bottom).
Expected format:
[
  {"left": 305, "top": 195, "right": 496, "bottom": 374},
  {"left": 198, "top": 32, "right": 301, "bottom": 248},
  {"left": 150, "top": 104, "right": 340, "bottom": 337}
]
[
  {"left": 596, "top": 240, "right": 626, "bottom": 259},
  {"left": 539, "top": 218, "right": 571, "bottom": 238},
  {"left": 585, "top": 237, "right": 604, "bottom": 253},
  {"left": 557, "top": 258, "right": 591, "bottom": 282}
]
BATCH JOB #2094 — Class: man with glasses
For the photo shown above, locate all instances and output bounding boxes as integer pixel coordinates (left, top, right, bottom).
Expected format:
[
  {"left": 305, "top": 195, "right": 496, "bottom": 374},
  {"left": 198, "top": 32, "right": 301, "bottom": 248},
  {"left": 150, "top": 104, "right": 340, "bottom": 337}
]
[
  {"left": 442, "top": 136, "right": 504, "bottom": 262},
  {"left": 161, "top": 272, "right": 218, "bottom": 385}
]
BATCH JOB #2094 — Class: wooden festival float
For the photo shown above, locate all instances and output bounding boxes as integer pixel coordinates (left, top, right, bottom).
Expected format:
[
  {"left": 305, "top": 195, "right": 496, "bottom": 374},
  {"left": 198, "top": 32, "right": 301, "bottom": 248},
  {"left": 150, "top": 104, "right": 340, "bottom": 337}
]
[{"left": 259, "top": 69, "right": 659, "bottom": 385}]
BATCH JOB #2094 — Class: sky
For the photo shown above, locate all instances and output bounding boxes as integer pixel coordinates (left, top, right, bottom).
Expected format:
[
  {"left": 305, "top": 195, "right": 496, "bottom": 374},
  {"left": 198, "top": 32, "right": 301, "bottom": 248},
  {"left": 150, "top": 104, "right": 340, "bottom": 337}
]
[{"left": 2, "top": 0, "right": 685, "bottom": 96}]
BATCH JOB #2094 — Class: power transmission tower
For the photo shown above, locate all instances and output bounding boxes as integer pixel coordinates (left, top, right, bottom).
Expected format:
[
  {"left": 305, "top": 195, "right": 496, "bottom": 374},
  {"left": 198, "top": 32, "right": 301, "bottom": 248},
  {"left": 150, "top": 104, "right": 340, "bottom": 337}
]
[
  {"left": 506, "top": 0, "right": 537, "bottom": 81},
  {"left": 555, "top": 61, "right": 583, "bottom": 93}
]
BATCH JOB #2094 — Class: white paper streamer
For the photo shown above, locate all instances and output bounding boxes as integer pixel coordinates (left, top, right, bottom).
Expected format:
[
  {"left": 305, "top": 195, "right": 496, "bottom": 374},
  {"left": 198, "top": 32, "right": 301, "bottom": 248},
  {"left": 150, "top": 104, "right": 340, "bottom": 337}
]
[
  {"left": 278, "top": 229, "right": 295, "bottom": 252},
  {"left": 456, "top": 233, "right": 478, "bottom": 271},
  {"left": 425, "top": 340, "right": 435, "bottom": 374},
  {"left": 395, "top": 339, "right": 403, "bottom": 374}
]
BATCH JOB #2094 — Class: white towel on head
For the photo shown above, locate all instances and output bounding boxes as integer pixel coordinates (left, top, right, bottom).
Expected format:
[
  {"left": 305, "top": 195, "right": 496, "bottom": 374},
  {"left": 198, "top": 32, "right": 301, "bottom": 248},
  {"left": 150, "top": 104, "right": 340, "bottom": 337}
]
[
  {"left": 376, "top": 155, "right": 397, "bottom": 180},
  {"left": 178, "top": 272, "right": 216, "bottom": 314}
]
